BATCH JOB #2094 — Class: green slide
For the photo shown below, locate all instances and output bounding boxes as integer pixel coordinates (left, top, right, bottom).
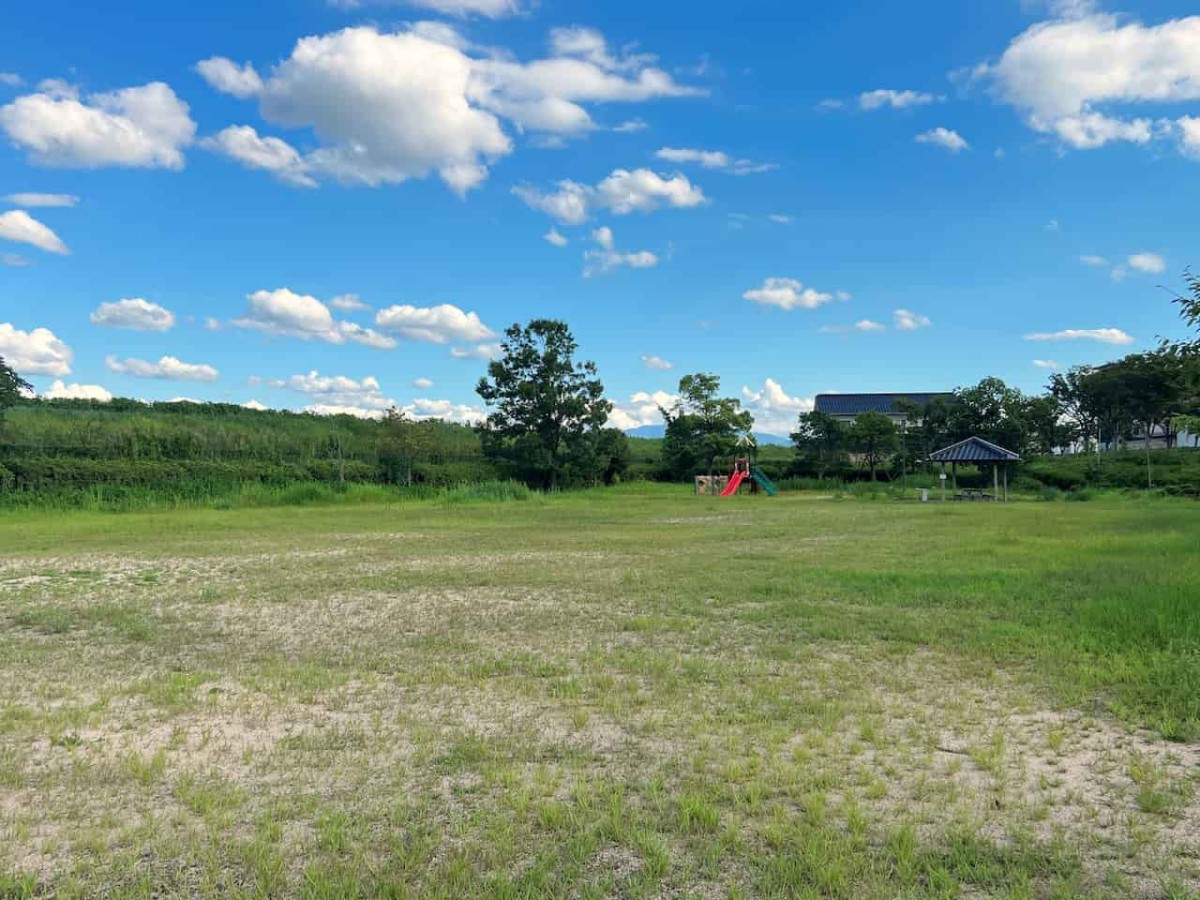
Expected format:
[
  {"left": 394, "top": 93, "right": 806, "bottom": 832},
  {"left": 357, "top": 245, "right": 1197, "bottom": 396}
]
[{"left": 750, "top": 467, "right": 778, "bottom": 496}]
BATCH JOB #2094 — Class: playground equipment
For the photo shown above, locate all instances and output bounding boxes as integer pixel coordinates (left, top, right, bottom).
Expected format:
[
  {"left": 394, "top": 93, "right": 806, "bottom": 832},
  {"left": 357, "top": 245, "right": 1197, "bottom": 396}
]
[{"left": 719, "top": 456, "right": 778, "bottom": 497}]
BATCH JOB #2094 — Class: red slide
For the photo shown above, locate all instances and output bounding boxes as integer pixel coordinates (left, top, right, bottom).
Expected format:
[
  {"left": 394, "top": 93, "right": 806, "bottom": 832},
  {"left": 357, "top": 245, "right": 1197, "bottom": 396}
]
[{"left": 719, "top": 470, "right": 747, "bottom": 497}]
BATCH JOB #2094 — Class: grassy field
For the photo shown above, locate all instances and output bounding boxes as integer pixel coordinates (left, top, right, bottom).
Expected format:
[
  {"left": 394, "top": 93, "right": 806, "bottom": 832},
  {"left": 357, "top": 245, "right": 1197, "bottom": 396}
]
[{"left": 1, "top": 485, "right": 1198, "bottom": 898}]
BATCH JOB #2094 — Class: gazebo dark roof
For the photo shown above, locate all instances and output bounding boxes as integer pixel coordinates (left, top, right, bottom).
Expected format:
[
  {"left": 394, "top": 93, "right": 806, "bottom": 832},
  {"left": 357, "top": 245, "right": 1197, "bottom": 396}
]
[
  {"left": 814, "top": 393, "right": 952, "bottom": 416},
  {"left": 929, "top": 436, "right": 1020, "bottom": 463}
]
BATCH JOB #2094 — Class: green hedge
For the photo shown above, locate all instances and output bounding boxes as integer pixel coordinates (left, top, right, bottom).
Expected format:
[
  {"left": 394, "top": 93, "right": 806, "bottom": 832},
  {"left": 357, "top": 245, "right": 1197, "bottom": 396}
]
[{"left": 1021, "top": 450, "right": 1200, "bottom": 491}]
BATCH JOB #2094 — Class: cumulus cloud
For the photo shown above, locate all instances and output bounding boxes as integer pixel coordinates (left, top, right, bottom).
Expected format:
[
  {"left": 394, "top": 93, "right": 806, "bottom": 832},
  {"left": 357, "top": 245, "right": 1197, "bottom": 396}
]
[
  {"left": 43, "top": 380, "right": 112, "bottom": 401},
  {"left": 233, "top": 288, "right": 396, "bottom": 348},
  {"left": 641, "top": 354, "right": 673, "bottom": 371},
  {"left": 741, "top": 378, "right": 814, "bottom": 434},
  {"left": 197, "top": 25, "right": 699, "bottom": 193},
  {"left": 915, "top": 127, "right": 969, "bottom": 152},
  {"left": 450, "top": 342, "right": 503, "bottom": 360},
  {"left": 0, "top": 210, "right": 69, "bottom": 254},
  {"left": 330, "top": 293, "right": 369, "bottom": 312},
  {"left": 893, "top": 308, "right": 931, "bottom": 331},
  {"left": 743, "top": 277, "right": 843, "bottom": 311},
  {"left": 653, "top": 147, "right": 775, "bottom": 175},
  {"left": 1033, "top": 359, "right": 1059, "bottom": 369},
  {"left": 859, "top": 89, "right": 941, "bottom": 111},
  {"left": 544, "top": 227, "right": 569, "bottom": 247},
  {"left": 4, "top": 192, "right": 78, "bottom": 207},
  {"left": 106, "top": 355, "right": 220, "bottom": 382},
  {"left": 90, "top": 298, "right": 175, "bottom": 332},
  {"left": 0, "top": 322, "right": 73, "bottom": 376},
  {"left": 1128, "top": 252, "right": 1166, "bottom": 274},
  {"left": 0, "top": 80, "right": 195, "bottom": 169},
  {"left": 583, "top": 226, "right": 658, "bottom": 277},
  {"left": 1023, "top": 327, "right": 1134, "bottom": 344},
  {"left": 1080, "top": 254, "right": 1108, "bottom": 267},
  {"left": 413, "top": 377, "right": 434, "bottom": 389},
  {"left": 375, "top": 303, "right": 494, "bottom": 344},
  {"left": 978, "top": 11, "right": 1200, "bottom": 153},
  {"left": 200, "top": 125, "right": 315, "bottom": 187},
  {"left": 195, "top": 58, "right": 263, "bottom": 98},
  {"left": 1, "top": 253, "right": 31, "bottom": 267},
  {"left": 768, "top": 213, "right": 793, "bottom": 224},
  {"left": 608, "top": 389, "right": 678, "bottom": 431},
  {"left": 401, "top": 397, "right": 486, "bottom": 423},
  {"left": 1181, "top": 116, "right": 1200, "bottom": 156},
  {"left": 0, "top": 73, "right": 23, "bottom": 88},
  {"left": 242, "top": 399, "right": 268, "bottom": 410},
  {"left": 514, "top": 167, "right": 706, "bottom": 223}
]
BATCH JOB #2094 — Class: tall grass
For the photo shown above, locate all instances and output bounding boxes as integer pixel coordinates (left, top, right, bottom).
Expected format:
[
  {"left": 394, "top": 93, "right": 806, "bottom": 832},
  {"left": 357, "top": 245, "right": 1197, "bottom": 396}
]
[{"left": 0, "top": 479, "right": 537, "bottom": 514}]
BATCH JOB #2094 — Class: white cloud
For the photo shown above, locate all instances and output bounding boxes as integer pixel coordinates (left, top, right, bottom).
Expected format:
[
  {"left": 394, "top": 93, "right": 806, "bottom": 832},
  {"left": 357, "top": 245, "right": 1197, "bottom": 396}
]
[
  {"left": 1, "top": 253, "right": 31, "bottom": 267},
  {"left": 544, "top": 227, "right": 569, "bottom": 247},
  {"left": 654, "top": 147, "right": 775, "bottom": 175},
  {"left": 768, "top": 213, "right": 793, "bottom": 224},
  {"left": 608, "top": 389, "right": 678, "bottom": 431},
  {"left": 199, "top": 25, "right": 699, "bottom": 193},
  {"left": 195, "top": 58, "right": 263, "bottom": 98},
  {"left": 401, "top": 397, "right": 486, "bottom": 423},
  {"left": 743, "top": 277, "right": 840, "bottom": 311},
  {"left": 1110, "top": 266, "right": 1127, "bottom": 282},
  {"left": 915, "top": 127, "right": 969, "bottom": 153},
  {"left": 819, "top": 320, "right": 886, "bottom": 334},
  {"left": 1128, "top": 252, "right": 1166, "bottom": 274},
  {"left": 106, "top": 355, "right": 220, "bottom": 383},
  {"left": 980, "top": 12, "right": 1200, "bottom": 153},
  {"left": 375, "top": 303, "right": 494, "bottom": 344},
  {"left": 242, "top": 399, "right": 268, "bottom": 410},
  {"left": 90, "top": 298, "right": 175, "bottom": 332},
  {"left": 1181, "top": 116, "right": 1200, "bottom": 156},
  {"left": 0, "top": 210, "right": 69, "bottom": 254},
  {"left": 332, "top": 0, "right": 524, "bottom": 17},
  {"left": 641, "top": 354, "right": 673, "bottom": 371},
  {"left": 3, "top": 192, "right": 78, "bottom": 207},
  {"left": 269, "top": 370, "right": 394, "bottom": 418},
  {"left": 0, "top": 73, "right": 23, "bottom": 88},
  {"left": 859, "top": 89, "right": 940, "bottom": 111},
  {"left": 330, "top": 293, "right": 369, "bottom": 312},
  {"left": 233, "top": 288, "right": 397, "bottom": 348},
  {"left": 583, "top": 226, "right": 658, "bottom": 277},
  {"left": 1023, "top": 327, "right": 1135, "bottom": 344},
  {"left": 817, "top": 98, "right": 845, "bottom": 111},
  {"left": 515, "top": 167, "right": 706, "bottom": 223},
  {"left": 1033, "top": 359, "right": 1059, "bottom": 369},
  {"left": 450, "top": 342, "right": 503, "bottom": 360},
  {"left": 893, "top": 308, "right": 931, "bottom": 331},
  {"left": 200, "top": 125, "right": 315, "bottom": 187},
  {"left": 741, "top": 378, "right": 814, "bottom": 434},
  {"left": 0, "top": 80, "right": 195, "bottom": 169},
  {"left": 613, "top": 118, "right": 648, "bottom": 133},
  {"left": 413, "top": 377, "right": 434, "bottom": 389},
  {"left": 43, "top": 380, "right": 112, "bottom": 401},
  {"left": 0, "top": 323, "right": 73, "bottom": 376},
  {"left": 1080, "top": 254, "right": 1108, "bottom": 267}
]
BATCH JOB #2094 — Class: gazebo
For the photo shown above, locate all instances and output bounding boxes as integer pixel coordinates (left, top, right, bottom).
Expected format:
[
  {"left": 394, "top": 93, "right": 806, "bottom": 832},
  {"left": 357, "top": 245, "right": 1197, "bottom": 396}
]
[{"left": 928, "top": 436, "right": 1021, "bottom": 502}]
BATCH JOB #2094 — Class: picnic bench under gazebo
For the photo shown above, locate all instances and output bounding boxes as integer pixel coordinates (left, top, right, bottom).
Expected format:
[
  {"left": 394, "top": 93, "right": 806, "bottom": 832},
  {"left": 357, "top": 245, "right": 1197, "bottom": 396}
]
[{"left": 928, "top": 436, "right": 1020, "bottom": 502}]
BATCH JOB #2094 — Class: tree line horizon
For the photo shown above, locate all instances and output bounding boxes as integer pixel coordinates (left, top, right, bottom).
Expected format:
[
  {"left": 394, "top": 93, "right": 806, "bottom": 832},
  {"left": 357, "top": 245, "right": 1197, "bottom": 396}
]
[{"left": 1, "top": 273, "right": 1198, "bottom": 495}]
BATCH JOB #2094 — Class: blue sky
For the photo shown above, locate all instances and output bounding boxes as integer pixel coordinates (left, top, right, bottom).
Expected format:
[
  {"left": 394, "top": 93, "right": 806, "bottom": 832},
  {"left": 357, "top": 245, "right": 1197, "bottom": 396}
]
[{"left": 1, "top": 0, "right": 1197, "bottom": 433}]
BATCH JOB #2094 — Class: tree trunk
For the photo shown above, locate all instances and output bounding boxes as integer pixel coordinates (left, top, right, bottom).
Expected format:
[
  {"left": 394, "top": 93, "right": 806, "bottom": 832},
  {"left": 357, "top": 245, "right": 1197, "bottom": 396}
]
[{"left": 1145, "top": 420, "right": 1153, "bottom": 489}]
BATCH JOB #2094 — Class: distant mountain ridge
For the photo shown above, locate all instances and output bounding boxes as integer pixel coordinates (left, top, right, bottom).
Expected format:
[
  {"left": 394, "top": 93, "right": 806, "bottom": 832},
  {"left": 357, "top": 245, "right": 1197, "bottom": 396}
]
[{"left": 625, "top": 425, "right": 791, "bottom": 446}]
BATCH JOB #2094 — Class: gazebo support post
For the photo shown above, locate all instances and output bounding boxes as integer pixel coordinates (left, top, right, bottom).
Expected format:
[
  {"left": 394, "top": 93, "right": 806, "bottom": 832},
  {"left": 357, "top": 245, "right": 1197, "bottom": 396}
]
[
  {"left": 993, "top": 464, "right": 999, "bottom": 502},
  {"left": 1003, "top": 465, "right": 1008, "bottom": 503},
  {"left": 952, "top": 462, "right": 957, "bottom": 494}
]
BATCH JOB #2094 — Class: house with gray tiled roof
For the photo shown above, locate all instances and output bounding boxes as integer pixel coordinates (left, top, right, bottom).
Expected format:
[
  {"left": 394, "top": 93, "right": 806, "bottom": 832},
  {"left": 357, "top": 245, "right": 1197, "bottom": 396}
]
[{"left": 814, "top": 393, "right": 953, "bottom": 425}]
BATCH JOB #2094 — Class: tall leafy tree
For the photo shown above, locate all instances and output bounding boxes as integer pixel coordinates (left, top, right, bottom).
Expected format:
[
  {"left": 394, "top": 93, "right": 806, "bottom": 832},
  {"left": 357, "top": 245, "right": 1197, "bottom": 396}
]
[
  {"left": 848, "top": 412, "right": 899, "bottom": 481},
  {"left": 949, "top": 377, "right": 1030, "bottom": 453},
  {"left": 0, "top": 356, "right": 31, "bottom": 421},
  {"left": 658, "top": 373, "right": 753, "bottom": 480},
  {"left": 790, "top": 410, "right": 847, "bottom": 479},
  {"left": 1049, "top": 367, "right": 1102, "bottom": 452},
  {"left": 476, "top": 319, "right": 610, "bottom": 490}
]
